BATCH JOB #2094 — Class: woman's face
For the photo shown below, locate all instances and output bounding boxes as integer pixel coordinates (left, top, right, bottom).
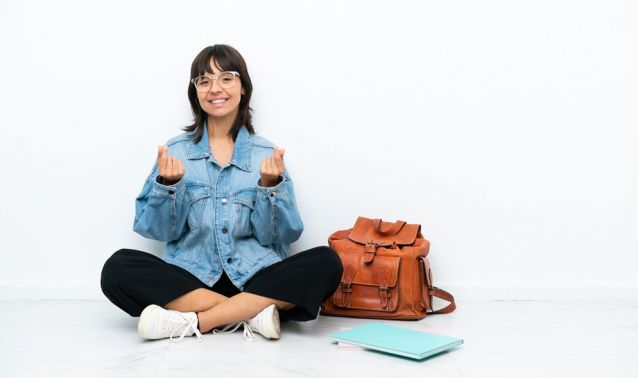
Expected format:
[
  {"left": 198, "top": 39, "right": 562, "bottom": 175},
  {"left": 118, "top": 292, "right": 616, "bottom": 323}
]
[{"left": 197, "top": 58, "right": 244, "bottom": 122}]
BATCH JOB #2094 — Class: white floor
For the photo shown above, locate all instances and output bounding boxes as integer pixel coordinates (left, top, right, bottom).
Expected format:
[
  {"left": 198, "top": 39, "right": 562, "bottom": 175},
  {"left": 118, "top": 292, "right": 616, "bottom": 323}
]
[{"left": 1, "top": 298, "right": 636, "bottom": 378}]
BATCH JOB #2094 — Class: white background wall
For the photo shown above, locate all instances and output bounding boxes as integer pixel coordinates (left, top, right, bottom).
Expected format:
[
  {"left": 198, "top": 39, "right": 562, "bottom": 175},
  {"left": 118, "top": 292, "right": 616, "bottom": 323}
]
[{"left": 1, "top": 0, "right": 636, "bottom": 300}]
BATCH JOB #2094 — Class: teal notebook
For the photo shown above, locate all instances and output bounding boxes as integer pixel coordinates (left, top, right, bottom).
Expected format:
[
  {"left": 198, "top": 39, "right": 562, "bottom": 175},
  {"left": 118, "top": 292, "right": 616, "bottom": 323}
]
[{"left": 330, "top": 323, "right": 463, "bottom": 360}]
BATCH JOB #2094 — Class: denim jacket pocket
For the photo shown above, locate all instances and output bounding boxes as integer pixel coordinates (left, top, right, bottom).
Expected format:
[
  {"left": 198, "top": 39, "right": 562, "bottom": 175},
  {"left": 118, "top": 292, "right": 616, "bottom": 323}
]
[
  {"left": 186, "top": 183, "right": 211, "bottom": 231},
  {"left": 232, "top": 188, "right": 257, "bottom": 238}
]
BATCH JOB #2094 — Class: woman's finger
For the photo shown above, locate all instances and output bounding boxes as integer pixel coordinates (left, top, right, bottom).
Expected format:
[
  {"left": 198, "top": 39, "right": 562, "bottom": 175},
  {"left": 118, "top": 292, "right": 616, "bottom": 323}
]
[
  {"left": 274, "top": 153, "right": 285, "bottom": 174},
  {"left": 177, "top": 158, "right": 184, "bottom": 176},
  {"left": 158, "top": 146, "right": 168, "bottom": 174},
  {"left": 170, "top": 157, "right": 177, "bottom": 176},
  {"left": 260, "top": 158, "right": 270, "bottom": 185},
  {"left": 177, "top": 159, "right": 185, "bottom": 176},
  {"left": 172, "top": 157, "right": 179, "bottom": 177},
  {"left": 268, "top": 157, "right": 276, "bottom": 175},
  {"left": 274, "top": 147, "right": 284, "bottom": 161},
  {"left": 260, "top": 158, "right": 267, "bottom": 174},
  {"left": 162, "top": 146, "right": 170, "bottom": 172}
]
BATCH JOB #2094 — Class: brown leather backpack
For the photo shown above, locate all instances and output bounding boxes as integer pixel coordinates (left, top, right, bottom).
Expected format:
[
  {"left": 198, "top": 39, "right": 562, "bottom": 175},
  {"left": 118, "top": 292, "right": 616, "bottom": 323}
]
[{"left": 320, "top": 217, "right": 456, "bottom": 320}]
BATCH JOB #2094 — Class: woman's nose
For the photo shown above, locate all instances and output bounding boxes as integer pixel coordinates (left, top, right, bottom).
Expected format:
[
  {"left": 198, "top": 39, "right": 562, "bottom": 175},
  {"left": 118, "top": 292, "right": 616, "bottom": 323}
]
[{"left": 209, "top": 78, "right": 223, "bottom": 93}]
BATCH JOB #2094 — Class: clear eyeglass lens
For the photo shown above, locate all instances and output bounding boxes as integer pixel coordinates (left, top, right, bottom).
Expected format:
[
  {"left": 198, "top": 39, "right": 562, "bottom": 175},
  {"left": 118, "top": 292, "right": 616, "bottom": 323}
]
[
  {"left": 195, "top": 77, "right": 211, "bottom": 88},
  {"left": 217, "top": 72, "right": 235, "bottom": 86}
]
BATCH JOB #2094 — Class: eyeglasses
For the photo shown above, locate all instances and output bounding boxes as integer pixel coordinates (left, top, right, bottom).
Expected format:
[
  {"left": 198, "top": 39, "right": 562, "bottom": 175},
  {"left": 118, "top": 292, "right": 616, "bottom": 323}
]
[{"left": 191, "top": 71, "right": 241, "bottom": 92}]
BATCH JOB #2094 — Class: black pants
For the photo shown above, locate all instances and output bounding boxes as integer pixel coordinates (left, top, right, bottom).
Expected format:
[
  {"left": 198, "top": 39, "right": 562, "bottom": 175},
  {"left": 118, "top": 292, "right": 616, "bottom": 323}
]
[{"left": 100, "top": 246, "right": 343, "bottom": 321}]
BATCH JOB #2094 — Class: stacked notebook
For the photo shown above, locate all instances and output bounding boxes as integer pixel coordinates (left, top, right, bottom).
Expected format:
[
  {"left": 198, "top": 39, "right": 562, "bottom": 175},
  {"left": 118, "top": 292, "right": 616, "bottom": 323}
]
[{"left": 330, "top": 323, "right": 463, "bottom": 360}]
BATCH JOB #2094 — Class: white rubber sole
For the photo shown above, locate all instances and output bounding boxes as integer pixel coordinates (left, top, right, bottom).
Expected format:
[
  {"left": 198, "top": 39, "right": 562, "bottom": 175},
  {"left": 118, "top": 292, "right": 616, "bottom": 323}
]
[{"left": 137, "top": 304, "right": 162, "bottom": 339}]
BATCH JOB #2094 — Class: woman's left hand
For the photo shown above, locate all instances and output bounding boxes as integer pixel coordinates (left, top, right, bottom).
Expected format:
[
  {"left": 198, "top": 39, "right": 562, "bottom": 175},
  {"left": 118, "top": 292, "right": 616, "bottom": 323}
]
[{"left": 260, "top": 147, "right": 286, "bottom": 187}]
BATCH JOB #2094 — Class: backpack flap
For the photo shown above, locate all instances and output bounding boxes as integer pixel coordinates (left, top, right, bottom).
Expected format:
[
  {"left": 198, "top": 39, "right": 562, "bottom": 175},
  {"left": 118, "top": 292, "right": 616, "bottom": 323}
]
[
  {"left": 334, "top": 251, "right": 401, "bottom": 312},
  {"left": 348, "top": 217, "right": 420, "bottom": 263}
]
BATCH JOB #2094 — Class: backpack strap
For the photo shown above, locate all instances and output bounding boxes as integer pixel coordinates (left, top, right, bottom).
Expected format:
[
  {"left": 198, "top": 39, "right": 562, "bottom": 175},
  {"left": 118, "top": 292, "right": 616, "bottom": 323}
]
[
  {"left": 373, "top": 219, "right": 406, "bottom": 235},
  {"left": 418, "top": 256, "right": 456, "bottom": 314},
  {"left": 428, "top": 287, "right": 456, "bottom": 314}
]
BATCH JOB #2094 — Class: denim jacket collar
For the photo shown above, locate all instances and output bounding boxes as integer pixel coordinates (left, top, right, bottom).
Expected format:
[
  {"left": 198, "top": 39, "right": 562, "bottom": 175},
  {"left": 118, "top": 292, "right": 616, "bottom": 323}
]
[{"left": 186, "top": 124, "right": 252, "bottom": 172}]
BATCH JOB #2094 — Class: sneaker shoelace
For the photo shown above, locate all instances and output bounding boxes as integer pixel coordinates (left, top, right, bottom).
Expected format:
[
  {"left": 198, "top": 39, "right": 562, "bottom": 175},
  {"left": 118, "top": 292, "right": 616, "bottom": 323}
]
[
  {"left": 165, "top": 310, "right": 203, "bottom": 343},
  {"left": 213, "top": 321, "right": 257, "bottom": 342}
]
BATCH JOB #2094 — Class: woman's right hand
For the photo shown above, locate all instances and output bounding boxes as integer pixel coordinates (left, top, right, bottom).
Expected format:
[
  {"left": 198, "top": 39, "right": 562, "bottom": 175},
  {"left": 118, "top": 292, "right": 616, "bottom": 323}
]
[{"left": 157, "top": 145, "right": 185, "bottom": 185}]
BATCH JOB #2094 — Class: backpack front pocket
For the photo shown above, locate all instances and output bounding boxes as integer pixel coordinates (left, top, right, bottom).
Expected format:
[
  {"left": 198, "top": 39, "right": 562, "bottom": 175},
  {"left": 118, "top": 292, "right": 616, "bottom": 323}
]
[{"left": 333, "top": 252, "right": 401, "bottom": 312}]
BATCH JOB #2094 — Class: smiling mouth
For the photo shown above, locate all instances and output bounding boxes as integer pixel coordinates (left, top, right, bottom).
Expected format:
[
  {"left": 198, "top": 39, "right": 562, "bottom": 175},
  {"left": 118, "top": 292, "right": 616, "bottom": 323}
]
[{"left": 209, "top": 98, "right": 228, "bottom": 105}]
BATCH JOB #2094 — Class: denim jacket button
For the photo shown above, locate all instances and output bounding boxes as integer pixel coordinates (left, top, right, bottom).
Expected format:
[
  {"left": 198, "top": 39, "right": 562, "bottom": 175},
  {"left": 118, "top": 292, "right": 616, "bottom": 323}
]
[
  {"left": 168, "top": 189, "right": 175, "bottom": 195},
  {"left": 227, "top": 258, "right": 232, "bottom": 263},
  {"left": 269, "top": 192, "right": 275, "bottom": 197},
  {"left": 221, "top": 198, "right": 228, "bottom": 204},
  {"left": 221, "top": 227, "right": 228, "bottom": 234}
]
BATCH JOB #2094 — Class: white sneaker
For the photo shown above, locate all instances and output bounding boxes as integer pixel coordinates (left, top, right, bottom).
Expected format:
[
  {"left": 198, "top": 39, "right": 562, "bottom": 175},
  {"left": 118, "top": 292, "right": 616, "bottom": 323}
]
[
  {"left": 213, "top": 304, "right": 280, "bottom": 341},
  {"left": 137, "top": 304, "right": 203, "bottom": 342},
  {"left": 247, "top": 304, "right": 281, "bottom": 340}
]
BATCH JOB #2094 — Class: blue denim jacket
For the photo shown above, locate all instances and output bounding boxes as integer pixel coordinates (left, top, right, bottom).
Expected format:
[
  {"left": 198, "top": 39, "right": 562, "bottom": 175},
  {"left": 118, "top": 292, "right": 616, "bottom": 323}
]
[{"left": 133, "top": 125, "right": 304, "bottom": 289}]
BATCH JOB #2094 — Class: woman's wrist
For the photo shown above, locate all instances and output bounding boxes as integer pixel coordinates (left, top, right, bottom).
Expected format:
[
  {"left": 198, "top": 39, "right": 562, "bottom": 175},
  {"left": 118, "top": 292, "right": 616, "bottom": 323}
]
[
  {"left": 160, "top": 176, "right": 178, "bottom": 186},
  {"left": 260, "top": 176, "right": 282, "bottom": 188}
]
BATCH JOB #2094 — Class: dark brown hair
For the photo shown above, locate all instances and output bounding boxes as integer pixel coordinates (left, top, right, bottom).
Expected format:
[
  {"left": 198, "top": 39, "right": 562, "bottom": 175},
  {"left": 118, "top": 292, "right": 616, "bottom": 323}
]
[{"left": 182, "top": 45, "right": 254, "bottom": 143}]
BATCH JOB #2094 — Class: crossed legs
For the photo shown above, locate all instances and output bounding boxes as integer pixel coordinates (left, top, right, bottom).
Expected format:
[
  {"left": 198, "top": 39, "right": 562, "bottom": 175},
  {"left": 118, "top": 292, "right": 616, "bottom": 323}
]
[
  {"left": 164, "top": 288, "right": 295, "bottom": 333},
  {"left": 101, "top": 247, "right": 342, "bottom": 335}
]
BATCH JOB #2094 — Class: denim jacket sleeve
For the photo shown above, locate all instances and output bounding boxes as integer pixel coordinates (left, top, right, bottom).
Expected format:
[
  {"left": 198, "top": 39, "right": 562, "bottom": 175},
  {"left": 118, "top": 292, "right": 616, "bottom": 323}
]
[
  {"left": 251, "top": 170, "right": 304, "bottom": 256},
  {"left": 132, "top": 163, "right": 189, "bottom": 242}
]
